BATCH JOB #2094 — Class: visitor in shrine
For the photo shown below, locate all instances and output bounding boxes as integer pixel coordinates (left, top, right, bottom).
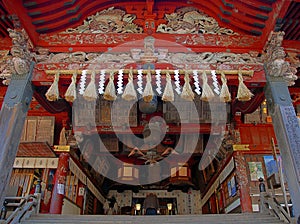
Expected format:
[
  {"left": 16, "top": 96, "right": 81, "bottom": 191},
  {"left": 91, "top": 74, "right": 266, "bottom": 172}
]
[{"left": 143, "top": 193, "right": 159, "bottom": 215}]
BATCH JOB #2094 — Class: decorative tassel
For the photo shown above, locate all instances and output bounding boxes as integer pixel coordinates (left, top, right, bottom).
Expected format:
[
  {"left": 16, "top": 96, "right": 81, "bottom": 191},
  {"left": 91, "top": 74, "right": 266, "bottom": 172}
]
[
  {"left": 219, "top": 71, "right": 231, "bottom": 102},
  {"left": 162, "top": 70, "right": 174, "bottom": 101},
  {"left": 122, "top": 68, "right": 137, "bottom": 101},
  {"left": 45, "top": 72, "right": 60, "bottom": 101},
  {"left": 65, "top": 73, "right": 77, "bottom": 102},
  {"left": 200, "top": 71, "right": 215, "bottom": 102},
  {"left": 104, "top": 71, "right": 117, "bottom": 101},
  {"left": 237, "top": 71, "right": 253, "bottom": 101},
  {"left": 181, "top": 72, "right": 194, "bottom": 101},
  {"left": 211, "top": 70, "right": 220, "bottom": 95},
  {"left": 83, "top": 70, "right": 98, "bottom": 101},
  {"left": 155, "top": 69, "right": 162, "bottom": 95},
  {"left": 98, "top": 70, "right": 106, "bottom": 94},
  {"left": 142, "top": 70, "right": 154, "bottom": 102},
  {"left": 117, "top": 69, "right": 124, "bottom": 95},
  {"left": 79, "top": 70, "right": 87, "bottom": 95},
  {"left": 137, "top": 69, "right": 143, "bottom": 95},
  {"left": 193, "top": 70, "right": 201, "bottom": 95},
  {"left": 174, "top": 69, "right": 181, "bottom": 94}
]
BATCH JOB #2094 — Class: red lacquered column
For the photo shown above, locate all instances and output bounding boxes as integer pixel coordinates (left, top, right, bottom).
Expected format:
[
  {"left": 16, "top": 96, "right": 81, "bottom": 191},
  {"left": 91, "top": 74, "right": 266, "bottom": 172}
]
[{"left": 49, "top": 153, "right": 70, "bottom": 214}]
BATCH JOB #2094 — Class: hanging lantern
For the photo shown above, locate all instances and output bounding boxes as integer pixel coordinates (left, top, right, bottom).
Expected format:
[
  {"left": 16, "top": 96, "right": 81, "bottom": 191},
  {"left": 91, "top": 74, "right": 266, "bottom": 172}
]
[
  {"left": 118, "top": 163, "right": 139, "bottom": 181},
  {"left": 170, "top": 163, "right": 191, "bottom": 182},
  {"left": 45, "top": 72, "right": 60, "bottom": 101}
]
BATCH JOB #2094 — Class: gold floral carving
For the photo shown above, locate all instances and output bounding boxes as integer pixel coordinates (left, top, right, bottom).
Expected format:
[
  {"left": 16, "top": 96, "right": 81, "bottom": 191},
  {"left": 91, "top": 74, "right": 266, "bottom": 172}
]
[
  {"left": 62, "top": 7, "right": 143, "bottom": 34},
  {"left": 157, "top": 7, "right": 238, "bottom": 35}
]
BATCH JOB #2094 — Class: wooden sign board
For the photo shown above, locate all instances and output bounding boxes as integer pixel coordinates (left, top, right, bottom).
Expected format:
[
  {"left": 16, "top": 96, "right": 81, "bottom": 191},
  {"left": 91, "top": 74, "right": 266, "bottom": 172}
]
[{"left": 233, "top": 144, "right": 250, "bottom": 151}]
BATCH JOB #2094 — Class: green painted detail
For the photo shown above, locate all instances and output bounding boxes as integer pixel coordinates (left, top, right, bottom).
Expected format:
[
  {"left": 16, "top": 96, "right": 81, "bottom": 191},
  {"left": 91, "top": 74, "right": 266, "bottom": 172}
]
[
  {"left": 253, "top": 22, "right": 265, "bottom": 28},
  {"left": 23, "top": 2, "right": 37, "bottom": 7},
  {"left": 250, "top": 30, "right": 262, "bottom": 36},
  {"left": 32, "top": 20, "right": 44, "bottom": 25},
  {"left": 259, "top": 6, "right": 272, "bottom": 12},
  {"left": 69, "top": 13, "right": 82, "bottom": 22},
  {"left": 222, "top": 0, "right": 234, "bottom": 8},
  {"left": 64, "top": 0, "right": 77, "bottom": 6},
  {"left": 28, "top": 11, "right": 41, "bottom": 16},
  {"left": 255, "top": 14, "right": 268, "bottom": 21},
  {"left": 67, "top": 5, "right": 80, "bottom": 14},
  {"left": 36, "top": 28, "right": 49, "bottom": 33},
  {"left": 219, "top": 6, "right": 232, "bottom": 16},
  {"left": 218, "top": 14, "right": 230, "bottom": 23}
]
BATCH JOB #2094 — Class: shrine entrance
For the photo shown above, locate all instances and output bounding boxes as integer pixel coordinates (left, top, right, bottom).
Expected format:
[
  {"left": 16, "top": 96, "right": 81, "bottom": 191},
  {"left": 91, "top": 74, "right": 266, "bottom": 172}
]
[{"left": 0, "top": 0, "right": 299, "bottom": 221}]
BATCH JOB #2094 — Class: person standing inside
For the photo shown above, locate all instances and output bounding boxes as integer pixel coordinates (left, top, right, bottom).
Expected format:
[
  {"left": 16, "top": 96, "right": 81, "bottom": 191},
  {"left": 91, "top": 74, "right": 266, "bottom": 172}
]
[{"left": 143, "top": 193, "right": 159, "bottom": 215}]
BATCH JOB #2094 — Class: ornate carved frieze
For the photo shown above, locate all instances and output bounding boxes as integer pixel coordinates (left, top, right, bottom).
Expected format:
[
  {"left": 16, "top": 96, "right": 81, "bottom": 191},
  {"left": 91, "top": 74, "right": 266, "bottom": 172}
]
[
  {"left": 38, "top": 33, "right": 260, "bottom": 49},
  {"left": 0, "top": 28, "right": 32, "bottom": 84},
  {"left": 173, "top": 34, "right": 259, "bottom": 48},
  {"left": 157, "top": 7, "right": 238, "bottom": 35},
  {"left": 62, "top": 7, "right": 143, "bottom": 34},
  {"left": 34, "top": 49, "right": 263, "bottom": 71},
  {"left": 39, "top": 33, "right": 134, "bottom": 46},
  {"left": 264, "top": 31, "right": 298, "bottom": 86}
]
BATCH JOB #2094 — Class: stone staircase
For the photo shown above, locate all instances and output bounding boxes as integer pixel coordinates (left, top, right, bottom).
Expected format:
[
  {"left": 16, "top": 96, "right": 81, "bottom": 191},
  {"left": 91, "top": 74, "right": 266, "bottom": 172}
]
[{"left": 21, "top": 213, "right": 287, "bottom": 224}]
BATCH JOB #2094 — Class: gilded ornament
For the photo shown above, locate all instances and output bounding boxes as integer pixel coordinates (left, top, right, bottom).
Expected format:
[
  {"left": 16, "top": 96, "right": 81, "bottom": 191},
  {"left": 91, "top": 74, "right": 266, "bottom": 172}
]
[
  {"left": 63, "top": 7, "right": 143, "bottom": 34},
  {"left": 157, "top": 7, "right": 237, "bottom": 35}
]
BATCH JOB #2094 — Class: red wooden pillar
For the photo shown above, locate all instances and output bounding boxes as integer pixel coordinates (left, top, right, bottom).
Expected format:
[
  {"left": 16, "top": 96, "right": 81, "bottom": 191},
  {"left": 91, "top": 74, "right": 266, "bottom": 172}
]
[
  {"left": 49, "top": 153, "right": 70, "bottom": 214},
  {"left": 234, "top": 152, "right": 253, "bottom": 213}
]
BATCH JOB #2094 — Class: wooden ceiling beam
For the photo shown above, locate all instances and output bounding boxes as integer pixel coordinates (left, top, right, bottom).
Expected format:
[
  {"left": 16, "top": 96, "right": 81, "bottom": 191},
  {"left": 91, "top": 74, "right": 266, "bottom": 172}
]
[
  {"left": 260, "top": 0, "right": 291, "bottom": 46},
  {"left": 2, "top": 0, "right": 40, "bottom": 45}
]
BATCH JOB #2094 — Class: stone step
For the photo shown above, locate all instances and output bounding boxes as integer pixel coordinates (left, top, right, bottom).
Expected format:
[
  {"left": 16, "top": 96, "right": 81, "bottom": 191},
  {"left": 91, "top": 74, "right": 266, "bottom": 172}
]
[{"left": 21, "top": 213, "right": 285, "bottom": 224}]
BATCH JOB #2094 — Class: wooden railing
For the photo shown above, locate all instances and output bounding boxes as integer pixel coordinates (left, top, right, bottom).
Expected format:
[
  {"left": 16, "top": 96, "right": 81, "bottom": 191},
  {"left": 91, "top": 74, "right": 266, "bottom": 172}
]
[
  {"left": 259, "top": 180, "right": 294, "bottom": 223},
  {"left": 0, "top": 193, "right": 41, "bottom": 224}
]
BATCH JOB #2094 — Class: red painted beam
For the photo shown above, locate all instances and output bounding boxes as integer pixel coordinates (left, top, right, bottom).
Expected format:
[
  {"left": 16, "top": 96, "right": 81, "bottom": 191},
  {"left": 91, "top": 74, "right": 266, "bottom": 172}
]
[
  {"left": 0, "top": 37, "right": 12, "bottom": 50},
  {"left": 283, "top": 40, "right": 300, "bottom": 51},
  {"left": 2, "top": 0, "right": 40, "bottom": 45}
]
